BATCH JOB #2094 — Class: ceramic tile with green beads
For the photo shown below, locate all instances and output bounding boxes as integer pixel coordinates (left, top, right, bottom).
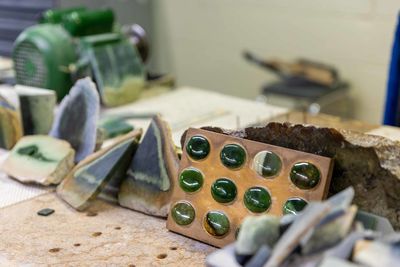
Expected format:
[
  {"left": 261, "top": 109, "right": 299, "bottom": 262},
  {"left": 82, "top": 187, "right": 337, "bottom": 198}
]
[{"left": 166, "top": 128, "right": 334, "bottom": 248}]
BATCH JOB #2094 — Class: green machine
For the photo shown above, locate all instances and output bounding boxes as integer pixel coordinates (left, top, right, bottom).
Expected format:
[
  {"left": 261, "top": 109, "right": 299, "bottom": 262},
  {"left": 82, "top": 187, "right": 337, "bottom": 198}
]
[{"left": 12, "top": 7, "right": 146, "bottom": 107}]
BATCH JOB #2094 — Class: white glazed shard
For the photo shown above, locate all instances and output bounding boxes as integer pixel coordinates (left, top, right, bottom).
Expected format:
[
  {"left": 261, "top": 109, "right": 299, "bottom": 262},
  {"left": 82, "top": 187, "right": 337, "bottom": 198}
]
[{"left": 1, "top": 135, "right": 75, "bottom": 185}]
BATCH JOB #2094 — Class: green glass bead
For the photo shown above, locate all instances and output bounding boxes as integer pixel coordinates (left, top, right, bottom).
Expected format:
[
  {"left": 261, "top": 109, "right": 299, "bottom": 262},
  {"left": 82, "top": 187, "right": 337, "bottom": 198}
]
[
  {"left": 204, "top": 211, "right": 230, "bottom": 237},
  {"left": 211, "top": 178, "right": 237, "bottom": 203},
  {"left": 282, "top": 198, "right": 308, "bottom": 215},
  {"left": 171, "top": 202, "right": 195, "bottom": 226},
  {"left": 253, "top": 151, "right": 282, "bottom": 178},
  {"left": 186, "top": 135, "right": 210, "bottom": 160},
  {"left": 244, "top": 187, "right": 271, "bottom": 213},
  {"left": 290, "top": 162, "right": 321, "bottom": 190},
  {"left": 179, "top": 168, "right": 204, "bottom": 193},
  {"left": 220, "top": 144, "right": 246, "bottom": 169}
]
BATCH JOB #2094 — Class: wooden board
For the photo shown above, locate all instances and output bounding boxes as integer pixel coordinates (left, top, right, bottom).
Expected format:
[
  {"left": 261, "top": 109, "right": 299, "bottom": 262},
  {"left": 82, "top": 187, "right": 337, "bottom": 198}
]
[
  {"left": 167, "top": 128, "right": 333, "bottom": 248},
  {"left": 0, "top": 193, "right": 215, "bottom": 266}
]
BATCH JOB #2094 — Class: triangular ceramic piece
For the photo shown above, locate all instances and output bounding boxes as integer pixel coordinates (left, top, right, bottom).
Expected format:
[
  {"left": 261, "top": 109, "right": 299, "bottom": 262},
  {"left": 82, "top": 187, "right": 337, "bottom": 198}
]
[
  {"left": 1, "top": 135, "right": 75, "bottom": 185},
  {"left": 118, "top": 115, "right": 180, "bottom": 217},
  {"left": 49, "top": 77, "right": 100, "bottom": 162},
  {"left": 57, "top": 130, "right": 142, "bottom": 211}
]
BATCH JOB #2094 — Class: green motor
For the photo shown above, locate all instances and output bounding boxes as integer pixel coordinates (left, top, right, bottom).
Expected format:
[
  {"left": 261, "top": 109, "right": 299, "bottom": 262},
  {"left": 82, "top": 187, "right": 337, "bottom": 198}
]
[
  {"left": 12, "top": 8, "right": 145, "bottom": 104},
  {"left": 13, "top": 24, "right": 77, "bottom": 101}
]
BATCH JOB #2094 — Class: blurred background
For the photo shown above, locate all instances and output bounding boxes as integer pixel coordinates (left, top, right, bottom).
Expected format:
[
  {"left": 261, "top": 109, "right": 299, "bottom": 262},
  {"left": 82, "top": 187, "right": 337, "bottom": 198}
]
[{"left": 0, "top": 0, "right": 398, "bottom": 124}]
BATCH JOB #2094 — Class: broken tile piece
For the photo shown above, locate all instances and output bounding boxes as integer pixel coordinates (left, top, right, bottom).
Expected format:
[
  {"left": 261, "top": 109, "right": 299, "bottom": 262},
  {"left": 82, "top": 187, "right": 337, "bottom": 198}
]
[
  {"left": 0, "top": 89, "right": 23, "bottom": 149},
  {"left": 323, "top": 231, "right": 375, "bottom": 260},
  {"left": 352, "top": 240, "right": 400, "bottom": 267},
  {"left": 15, "top": 85, "right": 56, "bottom": 135},
  {"left": 37, "top": 208, "right": 55, "bottom": 216},
  {"left": 355, "top": 210, "right": 394, "bottom": 234},
  {"left": 235, "top": 215, "right": 280, "bottom": 255},
  {"left": 318, "top": 257, "right": 361, "bottom": 267},
  {"left": 99, "top": 116, "right": 134, "bottom": 139},
  {"left": 49, "top": 77, "right": 100, "bottom": 162},
  {"left": 301, "top": 206, "right": 358, "bottom": 255},
  {"left": 264, "top": 202, "right": 331, "bottom": 267},
  {"left": 118, "top": 115, "right": 180, "bottom": 217},
  {"left": 206, "top": 244, "right": 241, "bottom": 267},
  {"left": 57, "top": 130, "right": 141, "bottom": 211},
  {"left": 244, "top": 245, "right": 271, "bottom": 267},
  {"left": 1, "top": 135, "right": 75, "bottom": 185}
]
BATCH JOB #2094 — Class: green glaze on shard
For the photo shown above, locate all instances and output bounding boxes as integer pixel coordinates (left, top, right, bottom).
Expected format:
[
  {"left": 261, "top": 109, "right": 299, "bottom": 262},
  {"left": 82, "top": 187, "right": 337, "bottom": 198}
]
[
  {"left": 220, "top": 144, "right": 246, "bottom": 169},
  {"left": 253, "top": 151, "right": 282, "bottom": 178},
  {"left": 17, "top": 145, "right": 55, "bottom": 162},
  {"left": 282, "top": 198, "right": 308, "bottom": 215},
  {"left": 244, "top": 187, "right": 272, "bottom": 213},
  {"left": 186, "top": 135, "right": 210, "bottom": 160},
  {"left": 2, "top": 135, "right": 74, "bottom": 185},
  {"left": 290, "top": 162, "right": 321, "bottom": 190},
  {"left": 171, "top": 202, "right": 195, "bottom": 226},
  {"left": 179, "top": 168, "right": 204, "bottom": 193},
  {"left": 118, "top": 115, "right": 180, "bottom": 218},
  {"left": 204, "top": 211, "right": 230, "bottom": 237},
  {"left": 57, "top": 132, "right": 140, "bottom": 211},
  {"left": 211, "top": 178, "right": 237, "bottom": 203},
  {"left": 99, "top": 117, "right": 134, "bottom": 139}
]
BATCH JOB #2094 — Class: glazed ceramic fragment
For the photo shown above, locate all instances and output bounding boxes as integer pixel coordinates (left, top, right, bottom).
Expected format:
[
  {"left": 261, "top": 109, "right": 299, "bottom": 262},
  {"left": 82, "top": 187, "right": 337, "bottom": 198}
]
[
  {"left": 352, "top": 240, "right": 400, "bottom": 267},
  {"left": 206, "top": 244, "right": 241, "bottom": 267},
  {"left": 49, "top": 77, "right": 100, "bottom": 162},
  {"left": 301, "top": 206, "right": 357, "bottom": 255},
  {"left": 264, "top": 202, "right": 331, "bottom": 267},
  {"left": 98, "top": 116, "right": 134, "bottom": 139},
  {"left": 15, "top": 85, "right": 56, "bottom": 135},
  {"left": 1, "top": 135, "right": 74, "bottom": 185},
  {"left": 0, "top": 89, "right": 23, "bottom": 149},
  {"left": 318, "top": 257, "right": 361, "bottom": 267},
  {"left": 355, "top": 210, "right": 394, "bottom": 234},
  {"left": 235, "top": 215, "right": 280, "bottom": 255},
  {"left": 244, "top": 245, "right": 271, "bottom": 267},
  {"left": 118, "top": 115, "right": 180, "bottom": 217},
  {"left": 57, "top": 130, "right": 141, "bottom": 211}
]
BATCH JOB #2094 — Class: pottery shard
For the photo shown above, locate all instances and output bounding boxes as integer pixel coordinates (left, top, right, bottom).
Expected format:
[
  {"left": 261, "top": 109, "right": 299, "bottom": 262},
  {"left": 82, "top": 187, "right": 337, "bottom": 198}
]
[{"left": 181, "top": 123, "right": 400, "bottom": 229}]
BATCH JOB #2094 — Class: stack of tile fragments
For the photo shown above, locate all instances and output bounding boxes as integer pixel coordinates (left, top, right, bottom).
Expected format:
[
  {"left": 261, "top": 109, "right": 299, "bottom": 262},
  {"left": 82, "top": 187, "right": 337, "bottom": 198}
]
[
  {"left": 206, "top": 187, "right": 398, "bottom": 267},
  {"left": 0, "top": 77, "right": 180, "bottom": 215}
]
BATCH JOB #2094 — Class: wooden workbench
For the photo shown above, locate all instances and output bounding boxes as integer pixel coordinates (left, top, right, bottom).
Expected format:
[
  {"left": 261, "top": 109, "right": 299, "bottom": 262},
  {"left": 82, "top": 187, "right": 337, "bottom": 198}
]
[
  {"left": 0, "top": 111, "right": 398, "bottom": 266},
  {"left": 0, "top": 193, "right": 214, "bottom": 266}
]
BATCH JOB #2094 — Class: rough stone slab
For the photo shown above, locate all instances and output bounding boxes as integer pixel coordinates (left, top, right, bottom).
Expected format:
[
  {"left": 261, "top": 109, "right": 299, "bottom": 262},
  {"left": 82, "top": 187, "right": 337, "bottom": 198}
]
[{"left": 0, "top": 193, "right": 214, "bottom": 266}]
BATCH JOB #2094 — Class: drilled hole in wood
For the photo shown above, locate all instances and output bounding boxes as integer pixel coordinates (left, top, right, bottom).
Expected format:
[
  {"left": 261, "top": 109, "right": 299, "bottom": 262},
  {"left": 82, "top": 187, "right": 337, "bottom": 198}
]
[
  {"left": 74, "top": 243, "right": 81, "bottom": 247},
  {"left": 169, "top": 247, "right": 178, "bottom": 250},
  {"left": 128, "top": 264, "right": 136, "bottom": 267},
  {"left": 86, "top": 211, "right": 98, "bottom": 217},
  {"left": 115, "top": 226, "right": 121, "bottom": 230},
  {"left": 92, "top": 232, "right": 102, "bottom": 237},
  {"left": 157, "top": 253, "right": 167, "bottom": 259},
  {"left": 48, "top": 248, "right": 61, "bottom": 253}
]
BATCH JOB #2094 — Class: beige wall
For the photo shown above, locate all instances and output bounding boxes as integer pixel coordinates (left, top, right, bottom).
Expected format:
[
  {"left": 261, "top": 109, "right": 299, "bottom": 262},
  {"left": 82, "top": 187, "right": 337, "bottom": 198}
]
[{"left": 151, "top": 0, "right": 399, "bottom": 124}]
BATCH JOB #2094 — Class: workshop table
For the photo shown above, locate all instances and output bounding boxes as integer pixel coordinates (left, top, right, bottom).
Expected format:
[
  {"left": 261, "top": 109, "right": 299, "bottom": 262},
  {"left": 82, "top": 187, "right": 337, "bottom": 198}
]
[{"left": 0, "top": 96, "right": 399, "bottom": 266}]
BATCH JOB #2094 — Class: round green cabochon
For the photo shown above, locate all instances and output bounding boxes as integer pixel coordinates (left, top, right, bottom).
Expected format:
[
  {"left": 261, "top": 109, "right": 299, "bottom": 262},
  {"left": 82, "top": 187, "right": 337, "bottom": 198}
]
[
  {"left": 186, "top": 135, "right": 210, "bottom": 160},
  {"left": 220, "top": 144, "right": 246, "bottom": 169}
]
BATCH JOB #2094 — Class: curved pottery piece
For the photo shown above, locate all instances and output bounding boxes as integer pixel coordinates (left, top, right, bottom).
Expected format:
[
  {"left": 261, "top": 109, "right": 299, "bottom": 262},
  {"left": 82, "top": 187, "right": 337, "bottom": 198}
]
[
  {"left": 57, "top": 130, "right": 141, "bottom": 211},
  {"left": 49, "top": 77, "right": 100, "bottom": 162},
  {"left": 1, "top": 135, "right": 75, "bottom": 185}
]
